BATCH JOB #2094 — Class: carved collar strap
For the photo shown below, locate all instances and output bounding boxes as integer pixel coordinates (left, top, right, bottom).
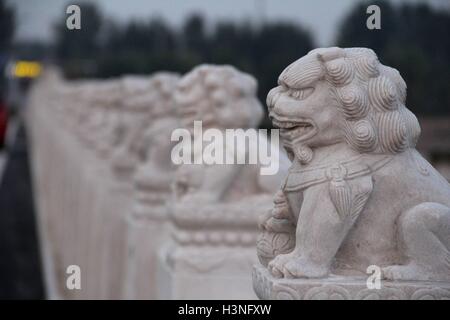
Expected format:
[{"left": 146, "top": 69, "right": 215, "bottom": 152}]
[{"left": 283, "top": 154, "right": 393, "bottom": 192}]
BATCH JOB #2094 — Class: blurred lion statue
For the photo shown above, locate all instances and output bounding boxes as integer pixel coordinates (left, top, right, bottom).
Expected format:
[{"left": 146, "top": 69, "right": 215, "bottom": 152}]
[{"left": 257, "top": 47, "right": 450, "bottom": 282}]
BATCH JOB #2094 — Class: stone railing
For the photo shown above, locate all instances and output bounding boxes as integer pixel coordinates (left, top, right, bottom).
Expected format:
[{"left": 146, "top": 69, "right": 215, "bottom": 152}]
[{"left": 26, "top": 65, "right": 288, "bottom": 299}]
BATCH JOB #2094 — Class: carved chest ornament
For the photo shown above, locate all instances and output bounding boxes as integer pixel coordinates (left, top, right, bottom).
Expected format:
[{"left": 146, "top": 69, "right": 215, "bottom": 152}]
[
  {"left": 283, "top": 154, "right": 392, "bottom": 192},
  {"left": 283, "top": 154, "right": 391, "bottom": 222}
]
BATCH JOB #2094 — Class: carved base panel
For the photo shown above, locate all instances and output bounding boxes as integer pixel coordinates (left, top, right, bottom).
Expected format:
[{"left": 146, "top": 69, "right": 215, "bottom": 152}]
[
  {"left": 253, "top": 264, "right": 450, "bottom": 300},
  {"left": 122, "top": 208, "right": 168, "bottom": 299},
  {"left": 157, "top": 245, "right": 258, "bottom": 299}
]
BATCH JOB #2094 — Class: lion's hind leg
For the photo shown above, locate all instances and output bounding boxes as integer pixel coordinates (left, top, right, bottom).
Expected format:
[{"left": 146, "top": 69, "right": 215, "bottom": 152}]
[{"left": 383, "top": 202, "right": 450, "bottom": 281}]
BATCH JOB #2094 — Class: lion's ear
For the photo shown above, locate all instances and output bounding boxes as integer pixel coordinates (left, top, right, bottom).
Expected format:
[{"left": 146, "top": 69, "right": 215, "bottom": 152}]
[{"left": 316, "top": 47, "right": 345, "bottom": 63}]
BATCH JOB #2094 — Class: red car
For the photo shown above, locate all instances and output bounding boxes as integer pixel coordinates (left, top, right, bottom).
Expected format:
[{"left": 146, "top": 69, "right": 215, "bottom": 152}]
[{"left": 0, "top": 99, "right": 7, "bottom": 148}]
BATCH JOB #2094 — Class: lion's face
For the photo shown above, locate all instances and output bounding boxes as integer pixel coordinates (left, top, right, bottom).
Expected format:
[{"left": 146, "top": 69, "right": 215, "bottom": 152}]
[
  {"left": 267, "top": 47, "right": 421, "bottom": 163},
  {"left": 268, "top": 78, "right": 344, "bottom": 150}
]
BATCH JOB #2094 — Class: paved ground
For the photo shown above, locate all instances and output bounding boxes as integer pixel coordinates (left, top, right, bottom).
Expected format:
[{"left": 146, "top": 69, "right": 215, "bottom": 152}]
[{"left": 0, "top": 120, "right": 45, "bottom": 299}]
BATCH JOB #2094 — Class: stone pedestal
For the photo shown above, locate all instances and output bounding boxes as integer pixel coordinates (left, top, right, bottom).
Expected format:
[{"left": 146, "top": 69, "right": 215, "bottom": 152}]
[
  {"left": 253, "top": 264, "right": 450, "bottom": 300},
  {"left": 158, "top": 243, "right": 258, "bottom": 299},
  {"left": 157, "top": 199, "right": 272, "bottom": 299},
  {"left": 122, "top": 205, "right": 168, "bottom": 299},
  {"left": 97, "top": 178, "right": 134, "bottom": 299}
]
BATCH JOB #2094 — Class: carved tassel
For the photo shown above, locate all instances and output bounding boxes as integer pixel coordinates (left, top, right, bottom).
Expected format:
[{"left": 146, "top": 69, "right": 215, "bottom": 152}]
[{"left": 329, "top": 178, "right": 352, "bottom": 220}]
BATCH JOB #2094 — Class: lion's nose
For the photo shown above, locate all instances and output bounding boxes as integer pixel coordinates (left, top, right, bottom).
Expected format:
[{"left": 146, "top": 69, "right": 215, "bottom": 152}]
[
  {"left": 266, "top": 86, "right": 282, "bottom": 111},
  {"left": 269, "top": 99, "right": 288, "bottom": 120}
]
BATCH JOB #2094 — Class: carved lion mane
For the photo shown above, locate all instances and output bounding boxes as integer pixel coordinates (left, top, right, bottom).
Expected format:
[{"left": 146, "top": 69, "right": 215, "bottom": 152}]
[{"left": 175, "top": 64, "right": 263, "bottom": 129}]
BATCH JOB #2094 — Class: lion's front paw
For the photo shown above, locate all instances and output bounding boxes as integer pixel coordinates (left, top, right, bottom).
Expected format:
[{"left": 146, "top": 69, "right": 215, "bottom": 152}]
[
  {"left": 283, "top": 258, "right": 329, "bottom": 279},
  {"left": 268, "top": 255, "right": 329, "bottom": 279},
  {"left": 268, "top": 253, "right": 293, "bottom": 278}
]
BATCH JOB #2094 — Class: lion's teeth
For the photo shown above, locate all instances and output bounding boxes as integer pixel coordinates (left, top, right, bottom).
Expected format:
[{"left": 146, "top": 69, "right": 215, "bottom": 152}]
[{"left": 273, "top": 119, "right": 312, "bottom": 130}]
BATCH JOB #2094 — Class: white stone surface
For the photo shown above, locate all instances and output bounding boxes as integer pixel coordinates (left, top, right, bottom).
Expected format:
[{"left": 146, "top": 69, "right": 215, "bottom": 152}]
[{"left": 254, "top": 47, "right": 450, "bottom": 300}]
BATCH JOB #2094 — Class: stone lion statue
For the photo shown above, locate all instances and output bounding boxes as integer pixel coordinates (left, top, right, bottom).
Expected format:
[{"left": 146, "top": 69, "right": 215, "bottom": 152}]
[
  {"left": 172, "top": 64, "right": 286, "bottom": 205},
  {"left": 111, "top": 73, "right": 180, "bottom": 180},
  {"left": 132, "top": 72, "right": 181, "bottom": 206},
  {"left": 257, "top": 47, "right": 450, "bottom": 282},
  {"left": 160, "top": 65, "right": 290, "bottom": 299},
  {"left": 80, "top": 80, "right": 123, "bottom": 155}
]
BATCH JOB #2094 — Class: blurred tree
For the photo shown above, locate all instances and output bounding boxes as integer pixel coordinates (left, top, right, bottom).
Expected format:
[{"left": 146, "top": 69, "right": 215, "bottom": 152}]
[
  {"left": 0, "top": 0, "right": 14, "bottom": 52},
  {"left": 0, "top": 0, "right": 15, "bottom": 96},
  {"left": 254, "top": 22, "right": 314, "bottom": 121},
  {"left": 54, "top": 2, "right": 103, "bottom": 77},
  {"left": 53, "top": 6, "right": 316, "bottom": 127},
  {"left": 208, "top": 21, "right": 314, "bottom": 127},
  {"left": 336, "top": 0, "right": 450, "bottom": 115},
  {"left": 182, "top": 14, "right": 209, "bottom": 61},
  {"left": 97, "top": 16, "right": 181, "bottom": 77}
]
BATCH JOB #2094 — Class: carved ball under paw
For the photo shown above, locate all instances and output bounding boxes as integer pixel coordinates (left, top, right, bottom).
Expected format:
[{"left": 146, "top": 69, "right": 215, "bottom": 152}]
[{"left": 256, "top": 231, "right": 295, "bottom": 266}]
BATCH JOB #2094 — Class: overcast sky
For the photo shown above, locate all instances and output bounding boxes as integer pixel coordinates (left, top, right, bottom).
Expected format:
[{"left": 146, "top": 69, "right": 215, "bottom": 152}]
[{"left": 6, "top": 0, "right": 450, "bottom": 46}]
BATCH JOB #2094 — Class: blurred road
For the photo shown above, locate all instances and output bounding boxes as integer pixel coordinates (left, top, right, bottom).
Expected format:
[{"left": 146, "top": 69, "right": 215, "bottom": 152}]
[
  {"left": 0, "top": 151, "right": 6, "bottom": 182},
  {"left": 0, "top": 119, "right": 45, "bottom": 299}
]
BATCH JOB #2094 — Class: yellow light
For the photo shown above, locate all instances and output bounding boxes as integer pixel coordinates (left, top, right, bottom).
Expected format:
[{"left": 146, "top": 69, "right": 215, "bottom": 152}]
[{"left": 12, "top": 61, "right": 42, "bottom": 78}]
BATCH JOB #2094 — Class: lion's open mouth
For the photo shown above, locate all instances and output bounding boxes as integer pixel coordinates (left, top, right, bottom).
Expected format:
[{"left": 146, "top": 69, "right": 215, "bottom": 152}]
[{"left": 271, "top": 117, "right": 316, "bottom": 142}]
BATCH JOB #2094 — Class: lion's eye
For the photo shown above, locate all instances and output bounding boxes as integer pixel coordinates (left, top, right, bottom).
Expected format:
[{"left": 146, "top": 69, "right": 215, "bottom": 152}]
[{"left": 287, "top": 87, "right": 314, "bottom": 100}]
